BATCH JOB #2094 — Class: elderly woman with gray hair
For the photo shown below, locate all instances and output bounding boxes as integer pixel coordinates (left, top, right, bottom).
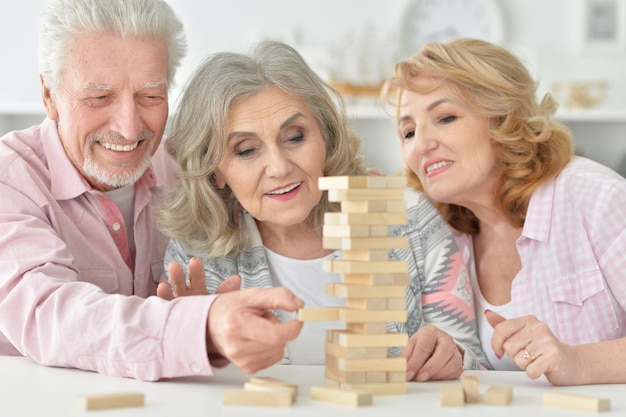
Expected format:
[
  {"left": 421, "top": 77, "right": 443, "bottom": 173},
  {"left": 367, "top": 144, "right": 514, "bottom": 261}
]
[{"left": 157, "top": 41, "right": 489, "bottom": 380}]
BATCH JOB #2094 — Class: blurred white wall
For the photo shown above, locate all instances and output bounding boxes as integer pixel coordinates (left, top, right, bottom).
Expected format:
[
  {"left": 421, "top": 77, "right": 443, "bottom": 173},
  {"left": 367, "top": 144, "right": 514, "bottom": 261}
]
[{"left": 2, "top": 0, "right": 626, "bottom": 173}]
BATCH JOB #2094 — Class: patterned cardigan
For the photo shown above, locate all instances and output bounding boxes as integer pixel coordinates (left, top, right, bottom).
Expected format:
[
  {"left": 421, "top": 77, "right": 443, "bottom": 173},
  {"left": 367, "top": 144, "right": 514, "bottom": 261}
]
[{"left": 164, "top": 188, "right": 489, "bottom": 370}]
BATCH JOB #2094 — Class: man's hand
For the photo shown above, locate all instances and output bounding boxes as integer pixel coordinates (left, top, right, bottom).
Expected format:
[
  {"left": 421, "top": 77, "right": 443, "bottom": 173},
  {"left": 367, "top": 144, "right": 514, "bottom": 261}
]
[
  {"left": 206, "top": 286, "right": 304, "bottom": 374},
  {"left": 156, "top": 258, "right": 241, "bottom": 299}
]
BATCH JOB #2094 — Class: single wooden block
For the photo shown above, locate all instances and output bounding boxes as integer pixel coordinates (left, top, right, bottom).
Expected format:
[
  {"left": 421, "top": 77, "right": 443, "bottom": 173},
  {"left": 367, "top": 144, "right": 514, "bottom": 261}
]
[
  {"left": 341, "top": 200, "right": 406, "bottom": 213},
  {"left": 542, "top": 391, "right": 610, "bottom": 412},
  {"left": 318, "top": 175, "right": 406, "bottom": 190},
  {"left": 222, "top": 389, "right": 293, "bottom": 407},
  {"left": 243, "top": 382, "right": 297, "bottom": 401},
  {"left": 329, "top": 283, "right": 407, "bottom": 298},
  {"left": 318, "top": 176, "right": 372, "bottom": 190},
  {"left": 323, "top": 236, "right": 408, "bottom": 250},
  {"left": 297, "top": 307, "right": 339, "bottom": 321},
  {"left": 387, "top": 371, "right": 406, "bottom": 383},
  {"left": 311, "top": 385, "right": 373, "bottom": 406},
  {"left": 323, "top": 224, "right": 371, "bottom": 237},
  {"left": 342, "top": 249, "right": 390, "bottom": 262},
  {"left": 325, "top": 342, "right": 388, "bottom": 359},
  {"left": 328, "top": 188, "right": 404, "bottom": 202},
  {"left": 325, "top": 366, "right": 367, "bottom": 384},
  {"left": 75, "top": 392, "right": 144, "bottom": 411},
  {"left": 332, "top": 331, "right": 408, "bottom": 348},
  {"left": 343, "top": 273, "right": 410, "bottom": 286},
  {"left": 342, "top": 382, "right": 407, "bottom": 396},
  {"left": 337, "top": 357, "right": 407, "bottom": 372},
  {"left": 460, "top": 374, "right": 480, "bottom": 403},
  {"left": 248, "top": 376, "right": 299, "bottom": 397},
  {"left": 324, "top": 212, "right": 407, "bottom": 226},
  {"left": 344, "top": 323, "right": 386, "bottom": 336},
  {"left": 339, "top": 308, "right": 407, "bottom": 323},
  {"left": 440, "top": 386, "right": 465, "bottom": 407},
  {"left": 345, "top": 298, "right": 388, "bottom": 311},
  {"left": 323, "top": 260, "right": 409, "bottom": 274},
  {"left": 483, "top": 385, "right": 513, "bottom": 406}
]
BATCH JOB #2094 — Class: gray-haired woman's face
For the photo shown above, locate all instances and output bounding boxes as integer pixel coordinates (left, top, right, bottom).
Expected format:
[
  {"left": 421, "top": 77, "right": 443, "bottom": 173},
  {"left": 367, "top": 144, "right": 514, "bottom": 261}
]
[{"left": 213, "top": 86, "right": 326, "bottom": 229}]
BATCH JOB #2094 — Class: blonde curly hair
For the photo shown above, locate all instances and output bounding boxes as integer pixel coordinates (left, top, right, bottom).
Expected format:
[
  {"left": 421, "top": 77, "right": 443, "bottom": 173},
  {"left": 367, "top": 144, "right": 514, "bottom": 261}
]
[{"left": 382, "top": 38, "right": 574, "bottom": 234}]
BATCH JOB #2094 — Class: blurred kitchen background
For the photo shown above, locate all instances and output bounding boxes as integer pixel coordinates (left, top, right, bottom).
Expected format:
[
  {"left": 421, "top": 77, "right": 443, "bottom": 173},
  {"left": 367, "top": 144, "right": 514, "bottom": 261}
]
[{"left": 2, "top": 0, "right": 626, "bottom": 175}]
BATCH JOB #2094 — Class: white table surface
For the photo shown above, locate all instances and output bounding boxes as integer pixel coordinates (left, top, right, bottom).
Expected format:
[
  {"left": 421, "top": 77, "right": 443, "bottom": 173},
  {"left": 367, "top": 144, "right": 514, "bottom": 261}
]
[{"left": 1, "top": 356, "right": 624, "bottom": 416}]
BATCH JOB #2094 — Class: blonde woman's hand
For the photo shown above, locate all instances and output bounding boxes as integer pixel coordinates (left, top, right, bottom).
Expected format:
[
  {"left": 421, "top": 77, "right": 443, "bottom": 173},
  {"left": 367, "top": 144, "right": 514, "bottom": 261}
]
[
  {"left": 156, "top": 257, "right": 241, "bottom": 300},
  {"left": 486, "top": 310, "right": 585, "bottom": 385}
]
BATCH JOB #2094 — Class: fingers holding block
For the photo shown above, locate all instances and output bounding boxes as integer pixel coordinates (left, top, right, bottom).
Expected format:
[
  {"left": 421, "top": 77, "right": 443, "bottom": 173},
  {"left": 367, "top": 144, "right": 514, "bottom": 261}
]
[{"left": 75, "top": 391, "right": 144, "bottom": 411}]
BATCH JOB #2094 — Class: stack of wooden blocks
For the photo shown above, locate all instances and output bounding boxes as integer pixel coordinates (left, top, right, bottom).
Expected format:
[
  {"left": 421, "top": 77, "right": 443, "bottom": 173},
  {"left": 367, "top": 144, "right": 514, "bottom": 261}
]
[{"left": 300, "top": 175, "right": 411, "bottom": 403}]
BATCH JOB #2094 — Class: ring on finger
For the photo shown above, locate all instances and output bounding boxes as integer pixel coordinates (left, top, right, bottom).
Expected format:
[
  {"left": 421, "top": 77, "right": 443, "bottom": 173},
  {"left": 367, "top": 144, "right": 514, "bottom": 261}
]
[{"left": 523, "top": 349, "right": 536, "bottom": 363}]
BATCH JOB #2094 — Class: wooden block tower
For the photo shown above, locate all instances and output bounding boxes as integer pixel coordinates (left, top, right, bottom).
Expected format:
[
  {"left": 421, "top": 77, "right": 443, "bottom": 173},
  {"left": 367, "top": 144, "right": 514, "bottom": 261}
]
[{"left": 302, "top": 175, "right": 411, "bottom": 397}]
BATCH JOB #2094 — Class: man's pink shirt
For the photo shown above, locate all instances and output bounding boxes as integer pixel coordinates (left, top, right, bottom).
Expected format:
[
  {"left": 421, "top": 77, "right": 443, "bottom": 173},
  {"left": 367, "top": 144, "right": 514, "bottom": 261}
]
[{"left": 0, "top": 118, "right": 217, "bottom": 380}]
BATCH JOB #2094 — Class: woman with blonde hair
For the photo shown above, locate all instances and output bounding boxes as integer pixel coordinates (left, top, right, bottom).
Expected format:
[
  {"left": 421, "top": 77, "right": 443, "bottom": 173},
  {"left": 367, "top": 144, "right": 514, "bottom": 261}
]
[{"left": 383, "top": 37, "right": 626, "bottom": 385}]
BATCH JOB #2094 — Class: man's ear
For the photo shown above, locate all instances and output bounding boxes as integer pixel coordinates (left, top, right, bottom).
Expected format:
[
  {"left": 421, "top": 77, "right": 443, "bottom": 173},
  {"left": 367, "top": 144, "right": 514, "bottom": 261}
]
[{"left": 41, "top": 75, "right": 59, "bottom": 120}]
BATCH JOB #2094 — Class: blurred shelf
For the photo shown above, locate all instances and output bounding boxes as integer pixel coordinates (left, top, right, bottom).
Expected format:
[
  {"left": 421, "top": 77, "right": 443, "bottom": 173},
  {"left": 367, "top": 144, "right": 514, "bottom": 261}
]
[{"left": 343, "top": 98, "right": 626, "bottom": 123}]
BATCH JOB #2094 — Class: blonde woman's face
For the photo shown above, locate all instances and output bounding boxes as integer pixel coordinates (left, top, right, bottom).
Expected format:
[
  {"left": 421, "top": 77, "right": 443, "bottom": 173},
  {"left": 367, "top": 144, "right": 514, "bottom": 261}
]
[
  {"left": 398, "top": 76, "right": 500, "bottom": 209},
  {"left": 214, "top": 86, "right": 326, "bottom": 229}
]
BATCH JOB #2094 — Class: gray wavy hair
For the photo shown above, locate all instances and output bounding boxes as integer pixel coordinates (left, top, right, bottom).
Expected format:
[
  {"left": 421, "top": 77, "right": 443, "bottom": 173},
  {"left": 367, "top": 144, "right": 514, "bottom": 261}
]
[
  {"left": 157, "top": 41, "right": 366, "bottom": 258},
  {"left": 38, "top": 0, "right": 187, "bottom": 94}
]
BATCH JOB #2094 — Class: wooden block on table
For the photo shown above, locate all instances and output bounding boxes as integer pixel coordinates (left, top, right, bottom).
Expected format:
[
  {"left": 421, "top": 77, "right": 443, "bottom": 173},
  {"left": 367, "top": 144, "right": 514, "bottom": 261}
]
[
  {"left": 325, "top": 212, "right": 407, "bottom": 226},
  {"left": 75, "top": 392, "right": 144, "bottom": 411},
  {"left": 483, "top": 385, "right": 513, "bottom": 406},
  {"left": 440, "top": 386, "right": 465, "bottom": 407},
  {"left": 341, "top": 200, "right": 406, "bottom": 213},
  {"left": 311, "top": 385, "right": 373, "bottom": 406},
  {"left": 461, "top": 374, "right": 480, "bottom": 403},
  {"left": 328, "top": 188, "right": 404, "bottom": 202},
  {"left": 542, "top": 391, "right": 610, "bottom": 412},
  {"left": 297, "top": 307, "right": 339, "bottom": 321},
  {"left": 327, "top": 283, "right": 407, "bottom": 298},
  {"left": 222, "top": 389, "right": 293, "bottom": 407},
  {"left": 243, "top": 382, "right": 297, "bottom": 401},
  {"left": 323, "top": 236, "right": 408, "bottom": 250},
  {"left": 342, "top": 382, "right": 407, "bottom": 396},
  {"left": 249, "top": 376, "right": 298, "bottom": 391},
  {"left": 323, "top": 260, "right": 409, "bottom": 274},
  {"left": 343, "top": 273, "right": 410, "bottom": 286}
]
